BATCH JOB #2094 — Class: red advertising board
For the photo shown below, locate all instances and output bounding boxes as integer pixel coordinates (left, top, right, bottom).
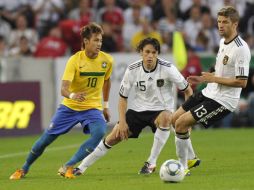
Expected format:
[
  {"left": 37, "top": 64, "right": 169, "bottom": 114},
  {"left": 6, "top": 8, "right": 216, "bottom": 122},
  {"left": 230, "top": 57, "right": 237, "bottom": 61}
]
[{"left": 0, "top": 82, "right": 42, "bottom": 136}]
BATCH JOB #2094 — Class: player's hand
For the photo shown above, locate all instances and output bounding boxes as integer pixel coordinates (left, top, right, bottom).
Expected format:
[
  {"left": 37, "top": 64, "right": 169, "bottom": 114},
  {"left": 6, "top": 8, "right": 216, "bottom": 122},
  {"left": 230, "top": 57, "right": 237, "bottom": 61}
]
[
  {"left": 72, "top": 92, "right": 86, "bottom": 102},
  {"left": 187, "top": 76, "right": 204, "bottom": 85},
  {"left": 103, "top": 108, "right": 111, "bottom": 122},
  {"left": 115, "top": 122, "right": 129, "bottom": 140},
  {"left": 201, "top": 72, "right": 214, "bottom": 83}
]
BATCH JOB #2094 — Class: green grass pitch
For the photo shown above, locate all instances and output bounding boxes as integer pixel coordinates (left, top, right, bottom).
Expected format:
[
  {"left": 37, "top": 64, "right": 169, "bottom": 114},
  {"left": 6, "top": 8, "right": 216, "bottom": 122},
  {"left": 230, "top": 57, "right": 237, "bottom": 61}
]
[{"left": 1, "top": 128, "right": 254, "bottom": 190}]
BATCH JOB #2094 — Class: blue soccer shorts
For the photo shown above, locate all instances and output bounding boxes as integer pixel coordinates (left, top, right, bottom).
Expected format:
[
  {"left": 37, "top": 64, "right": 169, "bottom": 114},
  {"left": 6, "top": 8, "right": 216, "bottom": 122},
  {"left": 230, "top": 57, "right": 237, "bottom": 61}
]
[{"left": 46, "top": 104, "right": 106, "bottom": 135}]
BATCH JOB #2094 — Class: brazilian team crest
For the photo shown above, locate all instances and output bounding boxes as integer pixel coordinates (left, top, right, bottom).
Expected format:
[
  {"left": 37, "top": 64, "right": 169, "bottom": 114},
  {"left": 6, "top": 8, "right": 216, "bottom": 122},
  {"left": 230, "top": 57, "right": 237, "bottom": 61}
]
[
  {"left": 102, "top": 62, "right": 107, "bottom": 68},
  {"left": 223, "top": 55, "right": 229, "bottom": 65}
]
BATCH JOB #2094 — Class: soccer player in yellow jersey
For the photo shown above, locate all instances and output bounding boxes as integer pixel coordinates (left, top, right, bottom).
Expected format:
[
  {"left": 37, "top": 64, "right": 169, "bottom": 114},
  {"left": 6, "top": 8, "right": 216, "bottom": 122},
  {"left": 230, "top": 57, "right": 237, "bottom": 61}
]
[{"left": 10, "top": 23, "right": 114, "bottom": 180}]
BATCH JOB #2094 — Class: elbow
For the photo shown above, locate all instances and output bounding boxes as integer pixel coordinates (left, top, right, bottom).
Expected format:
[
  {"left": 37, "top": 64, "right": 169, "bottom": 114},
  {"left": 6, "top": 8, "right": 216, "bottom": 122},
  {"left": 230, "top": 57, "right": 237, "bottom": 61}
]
[
  {"left": 60, "top": 87, "right": 65, "bottom": 96},
  {"left": 239, "top": 80, "right": 247, "bottom": 88},
  {"left": 241, "top": 83, "right": 247, "bottom": 88},
  {"left": 184, "top": 86, "right": 193, "bottom": 97}
]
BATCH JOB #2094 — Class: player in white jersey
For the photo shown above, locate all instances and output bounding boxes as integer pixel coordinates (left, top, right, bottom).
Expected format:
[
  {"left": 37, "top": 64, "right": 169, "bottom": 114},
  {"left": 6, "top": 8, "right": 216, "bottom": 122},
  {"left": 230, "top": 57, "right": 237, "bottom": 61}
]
[
  {"left": 63, "top": 37, "right": 198, "bottom": 178},
  {"left": 173, "top": 6, "right": 251, "bottom": 172}
]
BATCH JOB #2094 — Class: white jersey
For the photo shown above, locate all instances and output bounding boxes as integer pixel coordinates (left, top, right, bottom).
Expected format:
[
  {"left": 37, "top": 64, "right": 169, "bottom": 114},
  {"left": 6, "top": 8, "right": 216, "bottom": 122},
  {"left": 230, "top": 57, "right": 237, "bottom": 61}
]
[
  {"left": 202, "top": 35, "right": 251, "bottom": 111},
  {"left": 119, "top": 58, "right": 189, "bottom": 112}
]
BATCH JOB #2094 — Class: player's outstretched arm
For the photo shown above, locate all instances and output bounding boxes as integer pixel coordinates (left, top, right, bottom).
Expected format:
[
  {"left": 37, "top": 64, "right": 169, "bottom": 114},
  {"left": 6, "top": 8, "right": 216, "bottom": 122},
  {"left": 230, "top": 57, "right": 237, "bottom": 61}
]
[
  {"left": 103, "top": 78, "right": 111, "bottom": 122},
  {"left": 115, "top": 97, "right": 129, "bottom": 140}
]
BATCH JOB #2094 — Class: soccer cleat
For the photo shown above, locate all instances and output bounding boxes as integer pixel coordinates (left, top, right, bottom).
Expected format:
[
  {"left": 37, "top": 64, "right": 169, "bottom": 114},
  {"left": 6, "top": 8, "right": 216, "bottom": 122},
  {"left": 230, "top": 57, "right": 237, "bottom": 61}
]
[
  {"left": 57, "top": 165, "right": 67, "bottom": 177},
  {"left": 9, "top": 169, "right": 26, "bottom": 180},
  {"left": 188, "top": 158, "right": 201, "bottom": 169},
  {"left": 184, "top": 169, "right": 191, "bottom": 176},
  {"left": 73, "top": 168, "right": 82, "bottom": 176},
  {"left": 138, "top": 162, "right": 156, "bottom": 175},
  {"left": 64, "top": 166, "right": 76, "bottom": 179}
]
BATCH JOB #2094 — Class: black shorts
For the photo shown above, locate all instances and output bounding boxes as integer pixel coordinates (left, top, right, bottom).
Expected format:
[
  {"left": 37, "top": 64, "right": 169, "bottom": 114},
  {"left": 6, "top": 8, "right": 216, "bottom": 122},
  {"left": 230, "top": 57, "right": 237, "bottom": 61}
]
[
  {"left": 182, "top": 91, "right": 231, "bottom": 128},
  {"left": 126, "top": 109, "right": 163, "bottom": 138}
]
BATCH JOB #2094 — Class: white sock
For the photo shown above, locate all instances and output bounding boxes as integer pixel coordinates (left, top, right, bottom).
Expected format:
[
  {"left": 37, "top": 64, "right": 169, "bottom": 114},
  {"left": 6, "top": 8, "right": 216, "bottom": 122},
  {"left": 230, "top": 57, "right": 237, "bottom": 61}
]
[
  {"left": 78, "top": 140, "right": 110, "bottom": 173},
  {"left": 175, "top": 136, "right": 188, "bottom": 169},
  {"left": 147, "top": 127, "right": 170, "bottom": 166},
  {"left": 187, "top": 138, "right": 196, "bottom": 159}
]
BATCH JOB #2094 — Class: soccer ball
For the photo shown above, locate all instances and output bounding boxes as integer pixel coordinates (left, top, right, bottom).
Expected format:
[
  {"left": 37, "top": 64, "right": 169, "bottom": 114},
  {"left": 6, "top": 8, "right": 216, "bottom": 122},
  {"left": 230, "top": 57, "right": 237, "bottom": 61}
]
[{"left": 159, "top": 159, "right": 185, "bottom": 182}]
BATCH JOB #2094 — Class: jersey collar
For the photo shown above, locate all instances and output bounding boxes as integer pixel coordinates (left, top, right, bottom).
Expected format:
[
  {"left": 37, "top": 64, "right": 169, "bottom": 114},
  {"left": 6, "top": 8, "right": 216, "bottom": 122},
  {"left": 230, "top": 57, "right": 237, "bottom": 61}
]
[
  {"left": 224, "top": 34, "right": 238, "bottom": 45},
  {"left": 142, "top": 59, "right": 158, "bottom": 73}
]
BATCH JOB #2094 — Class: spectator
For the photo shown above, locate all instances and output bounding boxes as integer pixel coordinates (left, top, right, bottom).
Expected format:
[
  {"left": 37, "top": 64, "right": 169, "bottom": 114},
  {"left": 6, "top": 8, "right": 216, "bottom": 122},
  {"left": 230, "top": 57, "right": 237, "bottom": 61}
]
[
  {"left": 0, "top": 35, "right": 8, "bottom": 56},
  {"left": 34, "top": 26, "right": 68, "bottom": 58},
  {"left": 181, "top": 0, "right": 210, "bottom": 20},
  {"left": 130, "top": 19, "right": 163, "bottom": 51},
  {"left": 0, "top": 15, "right": 11, "bottom": 43},
  {"left": 243, "top": 33, "right": 254, "bottom": 50},
  {"left": 68, "top": 0, "right": 95, "bottom": 24},
  {"left": 239, "top": 0, "right": 254, "bottom": 36},
  {"left": 207, "top": 0, "right": 245, "bottom": 19},
  {"left": 152, "top": 0, "right": 178, "bottom": 22},
  {"left": 193, "top": 30, "right": 209, "bottom": 52},
  {"left": 97, "top": 0, "right": 124, "bottom": 33},
  {"left": 95, "top": 0, "right": 129, "bottom": 10},
  {"left": 157, "top": 7, "right": 184, "bottom": 51},
  {"left": 8, "top": 14, "right": 38, "bottom": 53},
  {"left": 9, "top": 36, "right": 33, "bottom": 56},
  {"left": 181, "top": 45, "right": 202, "bottom": 91},
  {"left": 199, "top": 12, "right": 220, "bottom": 53},
  {"left": 101, "top": 22, "right": 118, "bottom": 52},
  {"left": 97, "top": 0, "right": 124, "bottom": 51},
  {"left": 183, "top": 5, "right": 202, "bottom": 49},
  {"left": 32, "top": 0, "right": 65, "bottom": 38},
  {"left": 124, "top": 0, "right": 153, "bottom": 23},
  {"left": 122, "top": 4, "right": 142, "bottom": 51}
]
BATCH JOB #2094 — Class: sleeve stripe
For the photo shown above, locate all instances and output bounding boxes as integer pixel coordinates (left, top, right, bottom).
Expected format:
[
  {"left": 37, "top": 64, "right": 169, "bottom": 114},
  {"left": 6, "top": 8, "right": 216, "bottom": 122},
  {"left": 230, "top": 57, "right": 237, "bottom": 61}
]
[
  {"left": 179, "top": 83, "right": 189, "bottom": 91},
  {"left": 236, "top": 76, "right": 248, "bottom": 79},
  {"left": 119, "top": 93, "right": 128, "bottom": 99}
]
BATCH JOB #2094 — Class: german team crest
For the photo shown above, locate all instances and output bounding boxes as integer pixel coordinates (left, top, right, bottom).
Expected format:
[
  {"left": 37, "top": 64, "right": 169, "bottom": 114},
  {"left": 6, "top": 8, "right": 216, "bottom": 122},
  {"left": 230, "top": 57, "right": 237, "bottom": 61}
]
[
  {"left": 102, "top": 62, "right": 107, "bottom": 68},
  {"left": 223, "top": 55, "right": 229, "bottom": 65},
  {"left": 157, "top": 79, "right": 164, "bottom": 87}
]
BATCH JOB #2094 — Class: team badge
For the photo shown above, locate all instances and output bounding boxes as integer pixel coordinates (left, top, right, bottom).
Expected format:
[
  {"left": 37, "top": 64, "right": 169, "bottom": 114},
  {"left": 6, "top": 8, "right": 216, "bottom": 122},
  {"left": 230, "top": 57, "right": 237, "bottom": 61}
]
[
  {"left": 223, "top": 55, "right": 229, "bottom": 65},
  {"left": 102, "top": 62, "right": 107, "bottom": 68},
  {"left": 157, "top": 79, "right": 164, "bottom": 87}
]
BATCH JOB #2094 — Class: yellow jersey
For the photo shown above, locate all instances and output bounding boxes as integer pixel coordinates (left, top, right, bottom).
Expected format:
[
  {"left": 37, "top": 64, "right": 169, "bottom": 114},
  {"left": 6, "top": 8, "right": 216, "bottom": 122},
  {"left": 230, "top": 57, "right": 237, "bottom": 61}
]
[{"left": 61, "top": 50, "right": 114, "bottom": 111}]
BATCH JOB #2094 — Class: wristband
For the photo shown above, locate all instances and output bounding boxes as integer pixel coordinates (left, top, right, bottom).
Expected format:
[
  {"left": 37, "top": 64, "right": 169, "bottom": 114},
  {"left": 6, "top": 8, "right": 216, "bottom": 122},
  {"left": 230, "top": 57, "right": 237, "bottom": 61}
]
[
  {"left": 103, "top": 101, "right": 109, "bottom": 108},
  {"left": 69, "top": 93, "right": 75, "bottom": 99}
]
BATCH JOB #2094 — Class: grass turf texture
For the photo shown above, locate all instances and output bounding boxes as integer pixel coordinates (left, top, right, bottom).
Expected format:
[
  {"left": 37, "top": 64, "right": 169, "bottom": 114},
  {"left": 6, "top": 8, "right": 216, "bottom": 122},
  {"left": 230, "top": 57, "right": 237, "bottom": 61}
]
[{"left": 1, "top": 128, "right": 254, "bottom": 190}]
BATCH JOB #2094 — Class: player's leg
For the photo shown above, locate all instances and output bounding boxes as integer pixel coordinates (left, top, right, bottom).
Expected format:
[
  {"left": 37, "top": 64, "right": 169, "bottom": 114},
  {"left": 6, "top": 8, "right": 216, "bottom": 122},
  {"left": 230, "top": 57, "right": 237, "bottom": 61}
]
[
  {"left": 175, "top": 93, "right": 231, "bottom": 176},
  {"left": 62, "top": 119, "right": 107, "bottom": 178},
  {"left": 174, "top": 111, "right": 196, "bottom": 175},
  {"left": 75, "top": 109, "right": 140, "bottom": 176},
  {"left": 64, "top": 120, "right": 107, "bottom": 167},
  {"left": 140, "top": 111, "right": 172, "bottom": 174},
  {"left": 75, "top": 123, "right": 124, "bottom": 175},
  {"left": 10, "top": 105, "right": 77, "bottom": 180},
  {"left": 9, "top": 132, "right": 58, "bottom": 180},
  {"left": 173, "top": 93, "right": 204, "bottom": 172},
  {"left": 187, "top": 136, "right": 201, "bottom": 169}
]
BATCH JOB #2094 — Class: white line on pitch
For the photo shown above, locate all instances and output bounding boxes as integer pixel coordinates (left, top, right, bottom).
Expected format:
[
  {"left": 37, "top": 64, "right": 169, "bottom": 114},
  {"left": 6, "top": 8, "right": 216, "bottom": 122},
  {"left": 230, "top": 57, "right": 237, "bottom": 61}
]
[{"left": 0, "top": 144, "right": 80, "bottom": 159}]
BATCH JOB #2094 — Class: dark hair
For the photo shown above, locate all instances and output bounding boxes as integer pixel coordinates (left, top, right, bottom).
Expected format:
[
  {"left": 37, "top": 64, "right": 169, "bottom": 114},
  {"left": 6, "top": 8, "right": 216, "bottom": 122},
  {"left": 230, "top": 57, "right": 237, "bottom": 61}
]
[
  {"left": 136, "top": 37, "right": 161, "bottom": 54},
  {"left": 217, "top": 6, "right": 239, "bottom": 23},
  {"left": 80, "top": 22, "right": 103, "bottom": 49}
]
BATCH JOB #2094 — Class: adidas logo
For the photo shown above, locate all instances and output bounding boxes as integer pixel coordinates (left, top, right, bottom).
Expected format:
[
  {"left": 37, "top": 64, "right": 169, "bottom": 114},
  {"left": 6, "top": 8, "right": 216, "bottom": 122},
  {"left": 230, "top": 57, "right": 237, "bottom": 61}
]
[{"left": 148, "top": 77, "right": 153, "bottom": 81}]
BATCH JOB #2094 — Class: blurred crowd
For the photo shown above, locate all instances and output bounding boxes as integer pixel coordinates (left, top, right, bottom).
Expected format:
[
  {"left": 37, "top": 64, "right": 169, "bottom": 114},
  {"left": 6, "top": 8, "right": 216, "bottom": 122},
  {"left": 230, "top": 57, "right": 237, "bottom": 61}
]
[{"left": 0, "top": 0, "right": 254, "bottom": 58}]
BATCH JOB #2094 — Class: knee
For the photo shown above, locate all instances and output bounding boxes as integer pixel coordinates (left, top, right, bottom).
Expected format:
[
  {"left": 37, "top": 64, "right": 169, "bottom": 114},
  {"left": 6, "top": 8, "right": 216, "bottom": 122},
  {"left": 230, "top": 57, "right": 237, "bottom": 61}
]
[
  {"left": 157, "top": 112, "right": 172, "bottom": 128},
  {"left": 92, "top": 127, "right": 106, "bottom": 140},
  {"left": 175, "top": 115, "right": 189, "bottom": 133}
]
